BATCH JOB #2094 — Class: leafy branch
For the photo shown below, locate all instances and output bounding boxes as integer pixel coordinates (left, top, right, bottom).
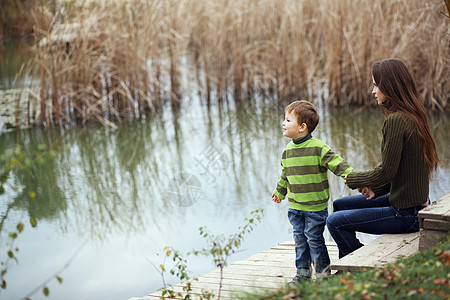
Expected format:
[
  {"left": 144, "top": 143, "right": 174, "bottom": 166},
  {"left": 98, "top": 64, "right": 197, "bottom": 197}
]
[
  {"left": 150, "top": 247, "right": 196, "bottom": 299},
  {"left": 0, "top": 143, "right": 67, "bottom": 299},
  {"left": 153, "top": 209, "right": 264, "bottom": 299},
  {"left": 192, "top": 209, "right": 264, "bottom": 299}
]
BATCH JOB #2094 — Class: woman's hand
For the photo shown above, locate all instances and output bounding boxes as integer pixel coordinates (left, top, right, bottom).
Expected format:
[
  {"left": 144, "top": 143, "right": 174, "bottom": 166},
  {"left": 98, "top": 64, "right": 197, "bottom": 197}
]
[{"left": 358, "top": 187, "right": 375, "bottom": 200}]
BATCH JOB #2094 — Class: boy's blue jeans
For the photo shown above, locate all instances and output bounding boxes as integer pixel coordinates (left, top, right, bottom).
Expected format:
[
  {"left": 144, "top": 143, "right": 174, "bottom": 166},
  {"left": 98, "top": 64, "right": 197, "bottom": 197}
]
[
  {"left": 326, "top": 193, "right": 424, "bottom": 258},
  {"left": 288, "top": 208, "right": 330, "bottom": 277}
]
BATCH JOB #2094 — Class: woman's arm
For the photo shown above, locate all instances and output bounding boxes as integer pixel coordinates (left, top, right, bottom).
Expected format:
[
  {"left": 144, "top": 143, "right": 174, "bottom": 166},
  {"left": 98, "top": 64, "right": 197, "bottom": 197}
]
[{"left": 346, "top": 114, "right": 406, "bottom": 190}]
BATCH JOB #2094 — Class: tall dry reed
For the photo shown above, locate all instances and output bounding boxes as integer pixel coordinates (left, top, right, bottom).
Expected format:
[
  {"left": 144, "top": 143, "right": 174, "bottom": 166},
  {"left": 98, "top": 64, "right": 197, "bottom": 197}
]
[{"left": 19, "top": 0, "right": 449, "bottom": 127}]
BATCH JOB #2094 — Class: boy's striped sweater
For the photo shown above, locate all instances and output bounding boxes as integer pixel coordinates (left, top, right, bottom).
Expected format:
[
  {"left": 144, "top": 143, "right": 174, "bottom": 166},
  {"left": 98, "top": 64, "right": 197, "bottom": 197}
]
[{"left": 273, "top": 135, "right": 354, "bottom": 212}]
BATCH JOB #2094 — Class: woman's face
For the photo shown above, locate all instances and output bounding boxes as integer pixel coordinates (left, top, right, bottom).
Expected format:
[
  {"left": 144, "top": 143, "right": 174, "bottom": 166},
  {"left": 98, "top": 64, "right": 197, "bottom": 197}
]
[{"left": 372, "top": 76, "right": 386, "bottom": 105}]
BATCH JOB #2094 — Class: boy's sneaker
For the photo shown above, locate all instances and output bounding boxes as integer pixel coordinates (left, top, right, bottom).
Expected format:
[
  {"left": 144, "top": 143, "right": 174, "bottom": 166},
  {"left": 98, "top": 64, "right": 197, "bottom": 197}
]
[
  {"left": 315, "top": 271, "right": 330, "bottom": 280},
  {"left": 315, "top": 266, "right": 331, "bottom": 280},
  {"left": 288, "top": 274, "right": 311, "bottom": 286}
]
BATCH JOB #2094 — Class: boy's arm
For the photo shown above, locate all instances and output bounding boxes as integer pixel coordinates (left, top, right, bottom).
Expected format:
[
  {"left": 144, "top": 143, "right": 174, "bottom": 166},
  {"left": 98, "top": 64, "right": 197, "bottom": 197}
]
[
  {"left": 272, "top": 193, "right": 282, "bottom": 203},
  {"left": 320, "top": 146, "right": 354, "bottom": 179},
  {"left": 273, "top": 164, "right": 288, "bottom": 200},
  {"left": 273, "top": 150, "right": 288, "bottom": 201}
]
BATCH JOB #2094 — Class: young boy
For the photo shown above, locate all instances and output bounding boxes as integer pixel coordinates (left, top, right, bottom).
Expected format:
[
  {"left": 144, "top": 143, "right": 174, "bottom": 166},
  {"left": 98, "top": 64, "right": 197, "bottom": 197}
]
[{"left": 272, "top": 100, "right": 354, "bottom": 284}]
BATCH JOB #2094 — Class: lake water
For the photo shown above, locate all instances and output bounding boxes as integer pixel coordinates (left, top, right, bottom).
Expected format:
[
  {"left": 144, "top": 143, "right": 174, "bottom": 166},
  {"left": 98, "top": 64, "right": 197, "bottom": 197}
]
[
  {"left": 0, "top": 39, "right": 35, "bottom": 89},
  {"left": 0, "top": 40, "right": 449, "bottom": 300}
]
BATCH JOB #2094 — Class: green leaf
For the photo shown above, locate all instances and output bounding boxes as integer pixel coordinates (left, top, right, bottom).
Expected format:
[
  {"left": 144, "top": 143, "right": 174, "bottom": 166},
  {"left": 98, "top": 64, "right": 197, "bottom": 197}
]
[
  {"left": 0, "top": 186, "right": 4, "bottom": 195},
  {"left": 16, "top": 222, "right": 24, "bottom": 233},
  {"left": 7, "top": 251, "right": 14, "bottom": 258},
  {"left": 9, "top": 232, "right": 18, "bottom": 239},
  {"left": 14, "top": 145, "right": 21, "bottom": 155},
  {"left": 43, "top": 286, "right": 50, "bottom": 296},
  {"left": 56, "top": 276, "right": 63, "bottom": 284},
  {"left": 0, "top": 174, "right": 7, "bottom": 183},
  {"left": 49, "top": 150, "right": 58, "bottom": 158},
  {"left": 37, "top": 144, "right": 47, "bottom": 151},
  {"left": 28, "top": 191, "right": 36, "bottom": 199},
  {"left": 30, "top": 217, "right": 37, "bottom": 227},
  {"left": 25, "top": 158, "right": 32, "bottom": 168},
  {"left": 36, "top": 157, "right": 45, "bottom": 165}
]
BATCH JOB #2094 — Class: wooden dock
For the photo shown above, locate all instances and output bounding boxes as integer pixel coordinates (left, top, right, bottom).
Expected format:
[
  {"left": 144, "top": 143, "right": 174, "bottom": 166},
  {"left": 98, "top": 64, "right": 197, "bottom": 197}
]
[
  {"left": 129, "top": 242, "right": 339, "bottom": 300},
  {"left": 331, "top": 232, "right": 419, "bottom": 271},
  {"left": 129, "top": 193, "right": 449, "bottom": 300},
  {"left": 331, "top": 193, "right": 450, "bottom": 271},
  {"left": 419, "top": 193, "right": 450, "bottom": 250},
  {"left": 0, "top": 88, "right": 36, "bottom": 129}
]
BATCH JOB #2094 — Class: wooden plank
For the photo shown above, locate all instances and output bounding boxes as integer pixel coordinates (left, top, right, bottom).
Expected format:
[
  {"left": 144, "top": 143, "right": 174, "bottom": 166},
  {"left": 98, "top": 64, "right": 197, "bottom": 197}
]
[
  {"left": 231, "top": 259, "right": 296, "bottom": 267},
  {"left": 129, "top": 296, "right": 182, "bottom": 300},
  {"left": 202, "top": 264, "right": 297, "bottom": 276},
  {"left": 175, "top": 281, "right": 279, "bottom": 293},
  {"left": 151, "top": 281, "right": 270, "bottom": 299},
  {"left": 419, "top": 193, "right": 450, "bottom": 223},
  {"left": 240, "top": 251, "right": 294, "bottom": 261},
  {"left": 419, "top": 229, "right": 448, "bottom": 251},
  {"left": 269, "top": 245, "right": 296, "bottom": 251},
  {"left": 232, "top": 254, "right": 338, "bottom": 268},
  {"left": 197, "top": 274, "right": 290, "bottom": 287},
  {"left": 201, "top": 271, "right": 292, "bottom": 281},
  {"left": 380, "top": 235, "right": 419, "bottom": 263},
  {"left": 188, "top": 280, "right": 280, "bottom": 292},
  {"left": 331, "top": 232, "right": 419, "bottom": 271},
  {"left": 423, "top": 219, "right": 450, "bottom": 231},
  {"left": 278, "top": 242, "right": 295, "bottom": 246},
  {"left": 194, "top": 276, "right": 288, "bottom": 288},
  {"left": 417, "top": 193, "right": 450, "bottom": 250},
  {"left": 150, "top": 286, "right": 240, "bottom": 300}
]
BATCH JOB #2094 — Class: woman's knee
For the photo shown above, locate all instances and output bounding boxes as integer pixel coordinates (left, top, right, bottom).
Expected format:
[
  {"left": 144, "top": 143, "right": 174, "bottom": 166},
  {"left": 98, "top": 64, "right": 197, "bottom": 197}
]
[
  {"left": 326, "top": 212, "right": 339, "bottom": 230},
  {"left": 332, "top": 199, "right": 342, "bottom": 211},
  {"left": 332, "top": 196, "right": 351, "bottom": 211},
  {"left": 332, "top": 194, "right": 368, "bottom": 211}
]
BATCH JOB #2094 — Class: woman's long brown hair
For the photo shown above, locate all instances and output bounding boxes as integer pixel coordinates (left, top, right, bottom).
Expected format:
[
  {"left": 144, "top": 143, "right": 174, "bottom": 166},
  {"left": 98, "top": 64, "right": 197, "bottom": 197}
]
[{"left": 372, "top": 58, "right": 440, "bottom": 176}]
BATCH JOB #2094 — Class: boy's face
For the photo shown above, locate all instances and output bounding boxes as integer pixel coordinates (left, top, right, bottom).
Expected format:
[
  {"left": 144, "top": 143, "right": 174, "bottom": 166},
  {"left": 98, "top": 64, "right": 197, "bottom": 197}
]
[{"left": 282, "top": 110, "right": 307, "bottom": 139}]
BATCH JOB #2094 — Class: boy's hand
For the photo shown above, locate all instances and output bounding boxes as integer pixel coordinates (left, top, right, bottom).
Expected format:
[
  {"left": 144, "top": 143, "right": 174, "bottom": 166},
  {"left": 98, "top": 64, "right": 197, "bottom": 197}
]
[
  {"left": 272, "top": 193, "right": 282, "bottom": 203},
  {"left": 358, "top": 187, "right": 375, "bottom": 200}
]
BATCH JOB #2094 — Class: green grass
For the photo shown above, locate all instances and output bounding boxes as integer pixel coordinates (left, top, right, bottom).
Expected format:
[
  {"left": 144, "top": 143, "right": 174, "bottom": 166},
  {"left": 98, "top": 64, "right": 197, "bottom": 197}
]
[{"left": 241, "top": 234, "right": 450, "bottom": 300}]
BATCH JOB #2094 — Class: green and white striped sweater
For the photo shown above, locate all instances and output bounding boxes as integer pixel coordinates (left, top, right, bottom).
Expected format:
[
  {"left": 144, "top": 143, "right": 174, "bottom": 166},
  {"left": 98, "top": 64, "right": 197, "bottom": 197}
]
[{"left": 273, "top": 135, "right": 354, "bottom": 212}]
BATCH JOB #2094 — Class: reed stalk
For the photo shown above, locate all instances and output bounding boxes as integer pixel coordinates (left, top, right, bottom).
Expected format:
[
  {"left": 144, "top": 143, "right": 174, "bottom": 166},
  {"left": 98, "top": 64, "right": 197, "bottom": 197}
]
[{"left": 17, "top": 0, "right": 448, "bottom": 127}]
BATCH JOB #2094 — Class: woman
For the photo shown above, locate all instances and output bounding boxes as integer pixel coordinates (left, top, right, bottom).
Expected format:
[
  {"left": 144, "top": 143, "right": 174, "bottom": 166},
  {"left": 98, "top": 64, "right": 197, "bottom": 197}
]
[{"left": 326, "top": 58, "right": 440, "bottom": 258}]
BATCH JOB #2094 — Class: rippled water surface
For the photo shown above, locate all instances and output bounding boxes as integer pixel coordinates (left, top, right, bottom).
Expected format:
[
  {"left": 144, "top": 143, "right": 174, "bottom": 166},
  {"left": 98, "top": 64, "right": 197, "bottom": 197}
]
[{"left": 0, "top": 98, "right": 448, "bottom": 300}]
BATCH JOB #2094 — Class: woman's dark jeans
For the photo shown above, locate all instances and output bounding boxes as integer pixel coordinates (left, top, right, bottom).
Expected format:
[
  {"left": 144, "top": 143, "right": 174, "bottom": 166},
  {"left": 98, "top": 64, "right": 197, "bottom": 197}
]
[{"left": 326, "top": 193, "right": 424, "bottom": 258}]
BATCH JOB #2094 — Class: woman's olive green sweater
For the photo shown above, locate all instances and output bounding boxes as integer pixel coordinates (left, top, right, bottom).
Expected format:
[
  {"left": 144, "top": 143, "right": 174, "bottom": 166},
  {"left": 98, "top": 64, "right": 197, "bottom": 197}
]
[{"left": 345, "top": 112, "right": 429, "bottom": 209}]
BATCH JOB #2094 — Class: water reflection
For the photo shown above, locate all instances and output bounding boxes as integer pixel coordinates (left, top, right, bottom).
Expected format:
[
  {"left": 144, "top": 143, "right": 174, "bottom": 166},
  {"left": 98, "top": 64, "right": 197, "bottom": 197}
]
[
  {"left": 0, "top": 39, "right": 35, "bottom": 89},
  {"left": 0, "top": 98, "right": 448, "bottom": 300}
]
